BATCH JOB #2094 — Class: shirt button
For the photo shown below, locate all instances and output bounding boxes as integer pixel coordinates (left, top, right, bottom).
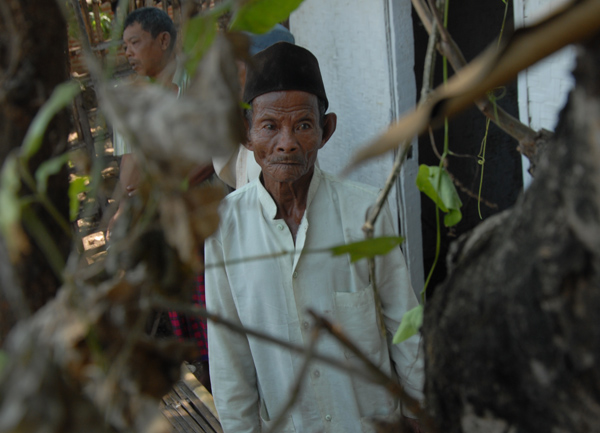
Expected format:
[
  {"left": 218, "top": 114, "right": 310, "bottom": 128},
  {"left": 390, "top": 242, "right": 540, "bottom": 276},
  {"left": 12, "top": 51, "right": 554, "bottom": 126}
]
[
  {"left": 303, "top": 321, "right": 309, "bottom": 329},
  {"left": 325, "top": 415, "right": 332, "bottom": 422},
  {"left": 292, "top": 271, "right": 298, "bottom": 279},
  {"left": 313, "top": 370, "right": 320, "bottom": 378},
  {"left": 277, "top": 224, "right": 284, "bottom": 231}
]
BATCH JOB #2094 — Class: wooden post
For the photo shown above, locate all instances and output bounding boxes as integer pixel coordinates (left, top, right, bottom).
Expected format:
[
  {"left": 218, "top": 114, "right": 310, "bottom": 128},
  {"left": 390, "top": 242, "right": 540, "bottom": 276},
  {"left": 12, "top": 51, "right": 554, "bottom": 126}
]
[
  {"left": 78, "top": 0, "right": 95, "bottom": 45},
  {"left": 92, "top": 0, "right": 104, "bottom": 44},
  {"left": 73, "top": 92, "right": 96, "bottom": 159}
]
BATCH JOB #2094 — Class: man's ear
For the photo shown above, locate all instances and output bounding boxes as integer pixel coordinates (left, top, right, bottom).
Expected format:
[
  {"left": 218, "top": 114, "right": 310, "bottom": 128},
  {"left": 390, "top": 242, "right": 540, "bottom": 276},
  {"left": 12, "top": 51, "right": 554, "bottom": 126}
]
[
  {"left": 158, "top": 31, "right": 171, "bottom": 51},
  {"left": 319, "top": 113, "right": 337, "bottom": 149},
  {"left": 242, "top": 116, "right": 253, "bottom": 151}
]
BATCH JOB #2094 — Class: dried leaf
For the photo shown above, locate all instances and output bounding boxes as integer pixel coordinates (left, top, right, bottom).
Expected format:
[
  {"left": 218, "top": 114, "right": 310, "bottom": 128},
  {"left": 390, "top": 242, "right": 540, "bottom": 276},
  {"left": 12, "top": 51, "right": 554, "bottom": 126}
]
[
  {"left": 99, "top": 35, "right": 243, "bottom": 184},
  {"left": 159, "top": 185, "right": 224, "bottom": 267}
]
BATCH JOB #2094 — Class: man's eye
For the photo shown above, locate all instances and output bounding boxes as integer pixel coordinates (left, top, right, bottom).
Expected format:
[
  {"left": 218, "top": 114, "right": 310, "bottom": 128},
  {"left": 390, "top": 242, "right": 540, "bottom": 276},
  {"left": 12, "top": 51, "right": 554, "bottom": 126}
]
[
  {"left": 298, "top": 123, "right": 312, "bottom": 130},
  {"left": 264, "top": 124, "right": 275, "bottom": 130}
]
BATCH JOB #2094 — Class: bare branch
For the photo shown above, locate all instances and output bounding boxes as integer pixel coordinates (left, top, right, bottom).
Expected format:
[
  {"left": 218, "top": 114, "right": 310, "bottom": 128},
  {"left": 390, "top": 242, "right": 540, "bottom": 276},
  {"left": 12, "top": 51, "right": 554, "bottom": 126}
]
[
  {"left": 152, "top": 297, "right": 388, "bottom": 386},
  {"left": 411, "top": 0, "right": 433, "bottom": 34},
  {"left": 423, "top": 0, "right": 542, "bottom": 157}
]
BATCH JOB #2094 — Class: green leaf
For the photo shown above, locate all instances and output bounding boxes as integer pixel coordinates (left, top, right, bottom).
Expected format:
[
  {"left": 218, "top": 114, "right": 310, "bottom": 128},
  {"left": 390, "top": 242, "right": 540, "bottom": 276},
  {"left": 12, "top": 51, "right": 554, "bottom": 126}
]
[
  {"left": 0, "top": 155, "right": 22, "bottom": 241},
  {"left": 182, "top": 14, "right": 218, "bottom": 77},
  {"left": 21, "top": 82, "right": 80, "bottom": 161},
  {"left": 69, "top": 176, "right": 89, "bottom": 222},
  {"left": 36, "top": 153, "right": 70, "bottom": 194},
  {"left": 229, "top": 0, "right": 304, "bottom": 34},
  {"left": 331, "top": 236, "right": 404, "bottom": 263},
  {"left": 392, "top": 304, "right": 423, "bottom": 344},
  {"left": 416, "top": 164, "right": 462, "bottom": 227}
]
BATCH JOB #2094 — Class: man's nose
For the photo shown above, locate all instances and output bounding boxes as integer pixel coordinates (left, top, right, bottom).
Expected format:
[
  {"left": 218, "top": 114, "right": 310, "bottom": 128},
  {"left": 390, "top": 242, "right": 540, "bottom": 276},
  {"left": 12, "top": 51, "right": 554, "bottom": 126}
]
[
  {"left": 125, "top": 46, "right": 132, "bottom": 58},
  {"left": 276, "top": 128, "right": 298, "bottom": 153}
]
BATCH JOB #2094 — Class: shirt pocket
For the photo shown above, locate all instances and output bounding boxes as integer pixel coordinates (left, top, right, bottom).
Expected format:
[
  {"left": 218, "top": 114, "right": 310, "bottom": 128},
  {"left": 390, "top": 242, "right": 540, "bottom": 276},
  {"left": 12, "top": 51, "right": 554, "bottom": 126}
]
[{"left": 334, "top": 285, "right": 384, "bottom": 360}]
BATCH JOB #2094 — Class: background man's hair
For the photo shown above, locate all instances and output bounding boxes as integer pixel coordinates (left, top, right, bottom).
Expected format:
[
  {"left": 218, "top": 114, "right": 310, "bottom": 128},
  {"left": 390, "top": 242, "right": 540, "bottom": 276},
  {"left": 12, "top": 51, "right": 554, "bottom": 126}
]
[{"left": 124, "top": 7, "right": 176, "bottom": 52}]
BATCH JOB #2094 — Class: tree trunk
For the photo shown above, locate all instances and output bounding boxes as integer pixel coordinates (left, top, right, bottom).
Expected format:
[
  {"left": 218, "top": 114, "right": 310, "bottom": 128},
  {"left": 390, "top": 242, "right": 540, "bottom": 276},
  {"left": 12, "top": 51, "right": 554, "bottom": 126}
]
[
  {"left": 0, "top": 0, "right": 71, "bottom": 342},
  {"left": 422, "top": 33, "right": 600, "bottom": 432}
]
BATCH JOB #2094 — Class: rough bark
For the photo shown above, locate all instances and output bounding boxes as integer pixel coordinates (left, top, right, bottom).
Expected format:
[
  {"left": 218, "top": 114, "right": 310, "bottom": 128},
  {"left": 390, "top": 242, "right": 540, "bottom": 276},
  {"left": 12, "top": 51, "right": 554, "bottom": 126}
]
[
  {"left": 423, "top": 33, "right": 600, "bottom": 433},
  {"left": 0, "top": 0, "right": 71, "bottom": 342}
]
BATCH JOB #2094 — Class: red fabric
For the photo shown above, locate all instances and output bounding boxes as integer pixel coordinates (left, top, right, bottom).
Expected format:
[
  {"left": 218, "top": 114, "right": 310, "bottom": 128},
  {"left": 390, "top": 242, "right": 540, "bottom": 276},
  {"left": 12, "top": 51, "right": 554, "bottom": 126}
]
[{"left": 168, "top": 273, "right": 208, "bottom": 361}]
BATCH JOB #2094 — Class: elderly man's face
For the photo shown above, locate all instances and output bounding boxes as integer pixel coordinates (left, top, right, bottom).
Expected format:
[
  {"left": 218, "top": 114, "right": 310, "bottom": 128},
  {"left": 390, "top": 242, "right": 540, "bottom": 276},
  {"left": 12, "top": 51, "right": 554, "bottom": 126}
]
[
  {"left": 123, "top": 22, "right": 170, "bottom": 78},
  {"left": 246, "top": 91, "right": 334, "bottom": 186}
]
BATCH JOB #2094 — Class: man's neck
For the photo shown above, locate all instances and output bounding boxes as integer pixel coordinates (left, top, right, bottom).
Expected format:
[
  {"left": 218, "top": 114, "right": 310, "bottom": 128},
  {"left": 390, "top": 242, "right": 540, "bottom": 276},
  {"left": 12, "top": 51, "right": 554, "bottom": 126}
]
[
  {"left": 263, "top": 169, "right": 315, "bottom": 242},
  {"left": 151, "top": 54, "right": 177, "bottom": 91}
]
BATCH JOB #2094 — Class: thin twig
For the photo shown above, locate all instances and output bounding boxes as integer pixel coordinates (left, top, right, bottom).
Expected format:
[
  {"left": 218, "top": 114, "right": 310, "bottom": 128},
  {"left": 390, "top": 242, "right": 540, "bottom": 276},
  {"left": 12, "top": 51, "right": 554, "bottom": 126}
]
[
  {"left": 362, "top": 143, "right": 412, "bottom": 340},
  {"left": 362, "top": 141, "right": 412, "bottom": 237},
  {"left": 448, "top": 169, "right": 498, "bottom": 210},
  {"left": 152, "top": 297, "right": 384, "bottom": 386},
  {"left": 420, "top": 3, "right": 439, "bottom": 102},
  {"left": 428, "top": 126, "right": 443, "bottom": 160},
  {"left": 0, "top": 237, "right": 31, "bottom": 320},
  {"left": 427, "top": 127, "right": 498, "bottom": 209},
  {"left": 411, "top": 0, "right": 433, "bottom": 34},
  {"left": 421, "top": 0, "right": 540, "bottom": 149}
]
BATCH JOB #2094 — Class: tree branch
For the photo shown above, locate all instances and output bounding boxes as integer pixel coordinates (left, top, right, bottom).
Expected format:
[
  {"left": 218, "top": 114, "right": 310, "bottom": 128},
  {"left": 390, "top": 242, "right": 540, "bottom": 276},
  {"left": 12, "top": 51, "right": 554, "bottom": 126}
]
[{"left": 420, "top": 0, "right": 547, "bottom": 168}]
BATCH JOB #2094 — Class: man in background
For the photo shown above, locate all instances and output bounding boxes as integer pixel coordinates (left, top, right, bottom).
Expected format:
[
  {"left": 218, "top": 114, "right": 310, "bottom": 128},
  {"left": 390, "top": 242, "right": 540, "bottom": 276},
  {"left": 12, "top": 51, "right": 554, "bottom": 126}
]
[{"left": 108, "top": 6, "right": 214, "bottom": 388}]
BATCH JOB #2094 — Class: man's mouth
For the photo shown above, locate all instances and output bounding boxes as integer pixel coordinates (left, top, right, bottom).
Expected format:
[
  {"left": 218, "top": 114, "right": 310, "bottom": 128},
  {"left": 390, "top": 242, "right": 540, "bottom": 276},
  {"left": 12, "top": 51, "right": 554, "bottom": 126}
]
[{"left": 272, "top": 158, "right": 303, "bottom": 165}]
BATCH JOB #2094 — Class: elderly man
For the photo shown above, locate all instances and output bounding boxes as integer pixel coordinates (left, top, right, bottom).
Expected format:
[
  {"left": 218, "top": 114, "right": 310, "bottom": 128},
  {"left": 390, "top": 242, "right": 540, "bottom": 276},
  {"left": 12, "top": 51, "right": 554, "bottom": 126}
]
[{"left": 205, "top": 42, "right": 424, "bottom": 432}]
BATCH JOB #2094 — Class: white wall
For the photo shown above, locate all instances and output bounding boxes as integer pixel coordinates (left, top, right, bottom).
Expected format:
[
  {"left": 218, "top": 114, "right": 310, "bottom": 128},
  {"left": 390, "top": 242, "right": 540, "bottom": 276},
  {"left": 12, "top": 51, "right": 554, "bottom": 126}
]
[
  {"left": 515, "top": 0, "right": 576, "bottom": 188},
  {"left": 290, "top": 0, "right": 424, "bottom": 292}
]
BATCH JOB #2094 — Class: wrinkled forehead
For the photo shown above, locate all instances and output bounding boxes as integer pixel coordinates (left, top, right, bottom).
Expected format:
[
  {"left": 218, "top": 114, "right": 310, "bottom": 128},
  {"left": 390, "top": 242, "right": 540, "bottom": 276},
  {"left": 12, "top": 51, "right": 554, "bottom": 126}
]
[{"left": 252, "top": 90, "right": 319, "bottom": 119}]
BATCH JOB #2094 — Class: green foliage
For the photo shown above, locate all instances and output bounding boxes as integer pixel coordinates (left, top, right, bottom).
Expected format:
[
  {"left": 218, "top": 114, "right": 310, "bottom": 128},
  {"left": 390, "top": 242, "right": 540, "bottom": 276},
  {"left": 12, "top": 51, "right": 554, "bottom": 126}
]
[
  {"left": 183, "top": 13, "right": 218, "bottom": 77},
  {"left": 36, "top": 154, "right": 70, "bottom": 194},
  {"left": 0, "top": 155, "right": 22, "bottom": 248},
  {"left": 229, "top": 0, "right": 304, "bottom": 34},
  {"left": 0, "top": 80, "right": 77, "bottom": 268},
  {"left": 21, "top": 82, "right": 81, "bottom": 161},
  {"left": 89, "top": 11, "right": 112, "bottom": 40},
  {"left": 392, "top": 305, "right": 423, "bottom": 344},
  {"left": 68, "top": 176, "right": 90, "bottom": 222},
  {"left": 416, "top": 164, "right": 462, "bottom": 227},
  {"left": 331, "top": 236, "right": 404, "bottom": 262}
]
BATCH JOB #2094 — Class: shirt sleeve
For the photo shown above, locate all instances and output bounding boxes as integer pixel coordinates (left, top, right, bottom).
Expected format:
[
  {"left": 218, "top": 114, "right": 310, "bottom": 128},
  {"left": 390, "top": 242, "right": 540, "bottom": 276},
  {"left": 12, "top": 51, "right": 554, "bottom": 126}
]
[
  {"left": 205, "top": 234, "right": 261, "bottom": 433},
  {"left": 212, "top": 145, "right": 240, "bottom": 188},
  {"left": 374, "top": 202, "right": 425, "bottom": 407}
]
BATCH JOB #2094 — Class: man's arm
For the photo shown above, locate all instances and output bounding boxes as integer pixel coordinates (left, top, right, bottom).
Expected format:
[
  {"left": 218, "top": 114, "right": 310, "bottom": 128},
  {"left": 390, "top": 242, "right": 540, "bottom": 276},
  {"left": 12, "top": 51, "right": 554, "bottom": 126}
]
[
  {"left": 106, "top": 154, "right": 140, "bottom": 239},
  {"left": 205, "top": 235, "right": 261, "bottom": 433}
]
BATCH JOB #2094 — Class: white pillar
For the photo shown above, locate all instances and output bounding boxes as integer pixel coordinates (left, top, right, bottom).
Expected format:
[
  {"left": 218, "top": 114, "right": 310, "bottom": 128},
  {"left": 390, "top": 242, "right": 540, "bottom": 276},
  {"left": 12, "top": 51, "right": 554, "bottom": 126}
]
[{"left": 514, "top": 0, "right": 576, "bottom": 189}]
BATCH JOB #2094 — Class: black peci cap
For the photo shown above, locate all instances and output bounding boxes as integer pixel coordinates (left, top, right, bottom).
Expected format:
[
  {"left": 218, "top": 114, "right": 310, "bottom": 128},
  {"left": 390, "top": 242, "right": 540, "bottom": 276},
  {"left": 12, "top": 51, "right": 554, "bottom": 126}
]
[{"left": 243, "top": 42, "right": 328, "bottom": 110}]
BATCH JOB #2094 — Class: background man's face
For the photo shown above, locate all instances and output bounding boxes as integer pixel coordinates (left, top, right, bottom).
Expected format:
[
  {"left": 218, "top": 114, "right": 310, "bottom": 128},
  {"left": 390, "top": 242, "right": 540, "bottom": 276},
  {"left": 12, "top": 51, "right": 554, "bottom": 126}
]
[
  {"left": 123, "top": 22, "right": 169, "bottom": 78},
  {"left": 247, "top": 91, "right": 324, "bottom": 185}
]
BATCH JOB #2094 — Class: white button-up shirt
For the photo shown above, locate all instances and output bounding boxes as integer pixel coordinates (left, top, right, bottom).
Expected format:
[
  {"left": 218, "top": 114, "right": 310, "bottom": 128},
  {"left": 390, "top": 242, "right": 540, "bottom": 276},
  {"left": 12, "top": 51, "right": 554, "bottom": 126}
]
[{"left": 205, "top": 167, "right": 424, "bottom": 433}]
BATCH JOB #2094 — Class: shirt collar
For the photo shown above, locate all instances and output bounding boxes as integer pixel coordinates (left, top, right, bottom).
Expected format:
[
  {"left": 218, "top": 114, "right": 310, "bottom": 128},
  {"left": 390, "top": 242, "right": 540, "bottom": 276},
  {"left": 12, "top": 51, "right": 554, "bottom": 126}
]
[{"left": 257, "top": 165, "right": 323, "bottom": 220}]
